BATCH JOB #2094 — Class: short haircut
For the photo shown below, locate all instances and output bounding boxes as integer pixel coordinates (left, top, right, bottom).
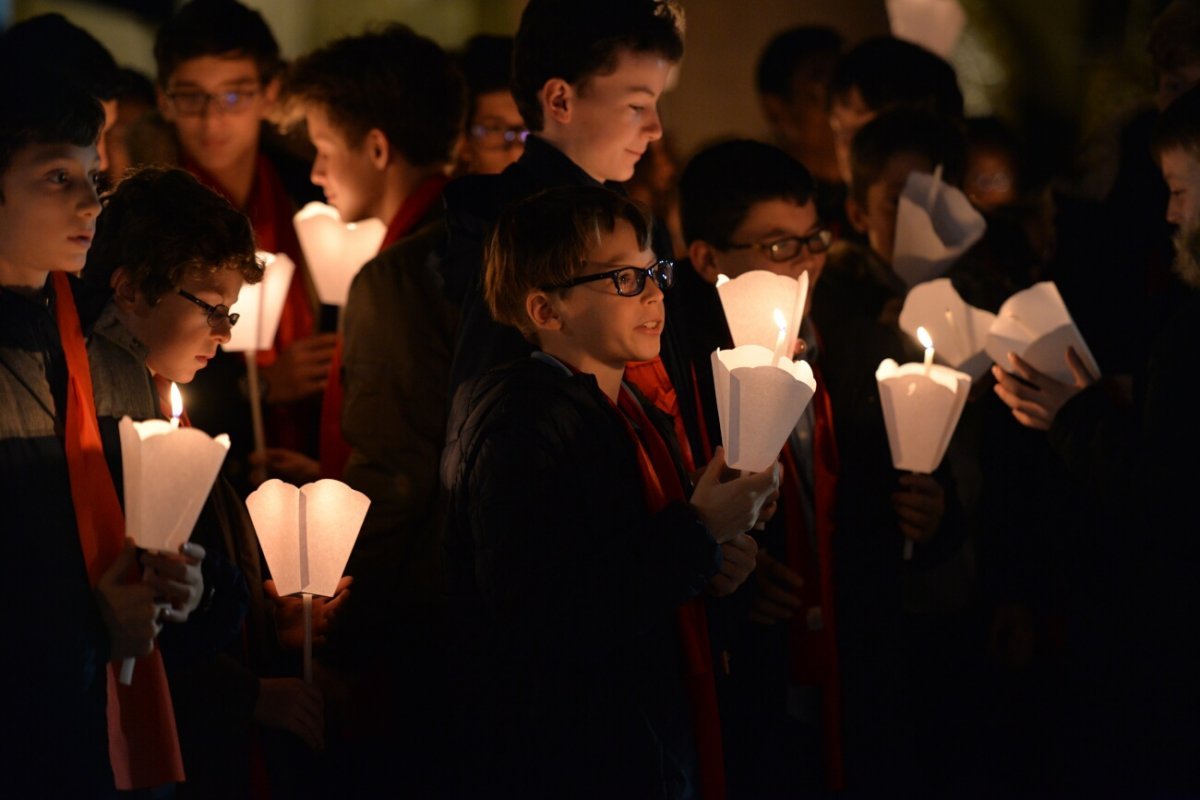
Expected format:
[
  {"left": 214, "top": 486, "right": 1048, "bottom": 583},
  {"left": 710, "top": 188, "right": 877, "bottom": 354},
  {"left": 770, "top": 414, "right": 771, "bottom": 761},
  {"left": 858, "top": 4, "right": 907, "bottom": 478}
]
[
  {"left": 83, "top": 166, "right": 260, "bottom": 304},
  {"left": 1148, "top": 1, "right": 1200, "bottom": 76},
  {"left": 755, "top": 26, "right": 843, "bottom": 99},
  {"left": 513, "top": 0, "right": 684, "bottom": 131},
  {"left": 831, "top": 36, "right": 963, "bottom": 120},
  {"left": 849, "top": 107, "right": 967, "bottom": 202},
  {"left": 0, "top": 14, "right": 119, "bottom": 101},
  {"left": 1153, "top": 83, "right": 1200, "bottom": 159},
  {"left": 0, "top": 76, "right": 104, "bottom": 200},
  {"left": 679, "top": 139, "right": 816, "bottom": 246},
  {"left": 154, "top": 0, "right": 283, "bottom": 86},
  {"left": 283, "top": 24, "right": 465, "bottom": 167},
  {"left": 459, "top": 35, "right": 516, "bottom": 119},
  {"left": 486, "top": 185, "right": 653, "bottom": 341}
]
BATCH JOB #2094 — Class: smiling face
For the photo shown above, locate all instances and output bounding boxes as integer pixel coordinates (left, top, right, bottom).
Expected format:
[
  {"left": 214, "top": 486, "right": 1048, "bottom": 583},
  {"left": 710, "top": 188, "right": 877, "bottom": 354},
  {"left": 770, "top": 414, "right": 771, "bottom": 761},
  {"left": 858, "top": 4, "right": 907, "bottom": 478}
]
[
  {"left": 118, "top": 266, "right": 245, "bottom": 384},
  {"left": 305, "top": 103, "right": 383, "bottom": 223},
  {"left": 551, "top": 49, "right": 671, "bottom": 183},
  {"left": 160, "top": 54, "right": 273, "bottom": 180},
  {"left": 0, "top": 142, "right": 102, "bottom": 288}
]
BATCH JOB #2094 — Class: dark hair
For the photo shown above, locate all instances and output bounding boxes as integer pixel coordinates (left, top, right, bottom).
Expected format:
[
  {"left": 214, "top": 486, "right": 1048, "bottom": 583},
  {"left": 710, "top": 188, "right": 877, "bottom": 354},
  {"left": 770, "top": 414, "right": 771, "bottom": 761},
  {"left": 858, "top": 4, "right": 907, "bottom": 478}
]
[
  {"left": 459, "top": 35, "right": 516, "bottom": 120},
  {"left": 1154, "top": 83, "right": 1200, "bottom": 160},
  {"left": 0, "top": 14, "right": 119, "bottom": 101},
  {"left": 83, "top": 166, "right": 260, "bottom": 303},
  {"left": 849, "top": 107, "right": 966, "bottom": 202},
  {"left": 283, "top": 24, "right": 464, "bottom": 167},
  {"left": 755, "top": 26, "right": 843, "bottom": 99},
  {"left": 154, "top": 0, "right": 283, "bottom": 86},
  {"left": 113, "top": 68, "right": 158, "bottom": 109},
  {"left": 513, "top": 0, "right": 684, "bottom": 131},
  {"left": 679, "top": 139, "right": 816, "bottom": 246},
  {"left": 1148, "top": 1, "right": 1200, "bottom": 75},
  {"left": 831, "top": 36, "right": 963, "bottom": 120},
  {"left": 486, "top": 185, "right": 653, "bottom": 340},
  {"left": 0, "top": 76, "right": 105, "bottom": 198}
]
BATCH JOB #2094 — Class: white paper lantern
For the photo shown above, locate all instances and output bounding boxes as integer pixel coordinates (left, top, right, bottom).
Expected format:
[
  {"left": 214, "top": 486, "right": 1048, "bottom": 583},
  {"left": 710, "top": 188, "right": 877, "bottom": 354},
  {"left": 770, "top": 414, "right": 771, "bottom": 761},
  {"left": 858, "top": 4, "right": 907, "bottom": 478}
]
[
  {"left": 876, "top": 358, "right": 970, "bottom": 474},
  {"left": 893, "top": 169, "right": 986, "bottom": 288},
  {"left": 223, "top": 251, "right": 295, "bottom": 353},
  {"left": 899, "top": 278, "right": 996, "bottom": 381},
  {"left": 716, "top": 270, "right": 810, "bottom": 359},
  {"left": 293, "top": 202, "right": 386, "bottom": 307},
  {"left": 985, "top": 281, "right": 1100, "bottom": 383}
]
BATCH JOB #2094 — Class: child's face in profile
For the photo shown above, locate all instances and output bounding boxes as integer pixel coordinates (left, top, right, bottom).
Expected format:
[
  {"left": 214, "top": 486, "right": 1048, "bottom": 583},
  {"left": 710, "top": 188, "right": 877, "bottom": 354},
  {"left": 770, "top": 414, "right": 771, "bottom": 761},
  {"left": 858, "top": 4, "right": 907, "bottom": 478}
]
[
  {"left": 122, "top": 268, "right": 244, "bottom": 384},
  {"left": 0, "top": 142, "right": 101, "bottom": 285},
  {"left": 1161, "top": 146, "right": 1200, "bottom": 229},
  {"left": 851, "top": 150, "right": 932, "bottom": 265},
  {"left": 549, "top": 218, "right": 664, "bottom": 369},
  {"left": 305, "top": 103, "right": 382, "bottom": 224}
]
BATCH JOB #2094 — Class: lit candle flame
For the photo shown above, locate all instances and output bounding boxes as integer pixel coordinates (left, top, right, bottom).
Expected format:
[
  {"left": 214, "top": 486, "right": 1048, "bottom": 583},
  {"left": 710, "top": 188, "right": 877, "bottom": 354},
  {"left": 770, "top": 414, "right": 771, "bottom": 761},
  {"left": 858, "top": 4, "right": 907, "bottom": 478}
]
[
  {"left": 773, "top": 307, "right": 788, "bottom": 333},
  {"left": 715, "top": 274, "right": 730, "bottom": 287},
  {"left": 916, "top": 326, "right": 933, "bottom": 350},
  {"left": 170, "top": 382, "right": 183, "bottom": 421}
]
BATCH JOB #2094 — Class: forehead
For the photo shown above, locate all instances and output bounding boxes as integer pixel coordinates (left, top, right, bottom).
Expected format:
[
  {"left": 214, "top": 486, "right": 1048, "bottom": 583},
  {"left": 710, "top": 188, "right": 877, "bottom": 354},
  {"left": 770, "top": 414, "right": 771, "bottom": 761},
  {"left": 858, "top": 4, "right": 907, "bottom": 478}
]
[
  {"left": 168, "top": 54, "right": 261, "bottom": 88},
  {"left": 875, "top": 151, "right": 933, "bottom": 189},
  {"left": 474, "top": 90, "right": 523, "bottom": 123},
  {"left": 1161, "top": 147, "right": 1200, "bottom": 181},
  {"left": 8, "top": 141, "right": 99, "bottom": 173},
  {"left": 733, "top": 197, "right": 819, "bottom": 238},
  {"left": 831, "top": 86, "right": 873, "bottom": 124},
  {"left": 585, "top": 217, "right": 652, "bottom": 265},
  {"left": 179, "top": 263, "right": 245, "bottom": 299},
  {"left": 581, "top": 49, "right": 671, "bottom": 95},
  {"left": 304, "top": 104, "right": 355, "bottom": 146}
]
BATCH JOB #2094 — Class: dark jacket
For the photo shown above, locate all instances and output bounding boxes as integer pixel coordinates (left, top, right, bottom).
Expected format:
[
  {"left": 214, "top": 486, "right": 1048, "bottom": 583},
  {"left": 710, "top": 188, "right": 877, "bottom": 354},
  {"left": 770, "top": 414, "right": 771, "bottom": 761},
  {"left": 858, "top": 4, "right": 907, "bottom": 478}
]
[{"left": 441, "top": 355, "right": 721, "bottom": 799}]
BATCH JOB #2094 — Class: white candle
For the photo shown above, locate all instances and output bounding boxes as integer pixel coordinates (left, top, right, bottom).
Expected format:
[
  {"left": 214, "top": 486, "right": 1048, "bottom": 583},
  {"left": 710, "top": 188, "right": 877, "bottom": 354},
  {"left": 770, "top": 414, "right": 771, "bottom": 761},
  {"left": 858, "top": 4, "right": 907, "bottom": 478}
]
[
  {"left": 169, "top": 382, "right": 182, "bottom": 429},
  {"left": 917, "top": 326, "right": 935, "bottom": 374},
  {"left": 772, "top": 308, "right": 789, "bottom": 364}
]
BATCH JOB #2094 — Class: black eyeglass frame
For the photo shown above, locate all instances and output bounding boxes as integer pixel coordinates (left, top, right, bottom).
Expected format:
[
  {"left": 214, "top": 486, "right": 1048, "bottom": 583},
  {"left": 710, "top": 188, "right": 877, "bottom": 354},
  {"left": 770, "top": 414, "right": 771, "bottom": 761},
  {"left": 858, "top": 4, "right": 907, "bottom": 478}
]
[
  {"left": 468, "top": 123, "right": 530, "bottom": 149},
  {"left": 177, "top": 289, "right": 240, "bottom": 329},
  {"left": 541, "top": 258, "right": 675, "bottom": 298},
  {"left": 723, "top": 229, "right": 833, "bottom": 262},
  {"left": 165, "top": 88, "right": 261, "bottom": 115}
]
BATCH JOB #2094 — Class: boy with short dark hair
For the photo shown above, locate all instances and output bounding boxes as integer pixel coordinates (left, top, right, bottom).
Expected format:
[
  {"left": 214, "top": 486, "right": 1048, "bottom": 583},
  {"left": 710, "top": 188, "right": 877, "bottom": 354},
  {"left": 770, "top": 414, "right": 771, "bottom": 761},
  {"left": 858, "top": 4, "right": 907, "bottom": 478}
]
[
  {"left": 455, "top": 35, "right": 527, "bottom": 176},
  {"left": 444, "top": 184, "right": 777, "bottom": 798}
]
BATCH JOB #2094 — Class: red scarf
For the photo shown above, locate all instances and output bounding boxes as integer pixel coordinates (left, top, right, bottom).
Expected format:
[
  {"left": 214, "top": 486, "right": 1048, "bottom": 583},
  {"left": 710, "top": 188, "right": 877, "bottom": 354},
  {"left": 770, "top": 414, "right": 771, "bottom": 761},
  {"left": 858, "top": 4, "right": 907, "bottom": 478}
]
[
  {"left": 318, "top": 174, "right": 449, "bottom": 479},
  {"left": 625, "top": 356, "right": 696, "bottom": 472},
  {"left": 779, "top": 370, "right": 844, "bottom": 790},
  {"left": 51, "top": 272, "right": 186, "bottom": 789},
  {"left": 609, "top": 382, "right": 726, "bottom": 800}
]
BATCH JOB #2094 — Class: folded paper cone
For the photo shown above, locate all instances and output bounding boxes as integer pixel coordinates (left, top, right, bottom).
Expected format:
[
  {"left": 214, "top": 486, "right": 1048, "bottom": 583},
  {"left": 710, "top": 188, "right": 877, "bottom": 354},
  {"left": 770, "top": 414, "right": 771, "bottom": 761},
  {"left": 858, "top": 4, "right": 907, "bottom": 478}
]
[
  {"left": 246, "top": 478, "right": 369, "bottom": 598},
  {"left": 899, "top": 278, "right": 997, "bottom": 381},
  {"left": 717, "top": 270, "right": 809, "bottom": 354},
  {"left": 293, "top": 202, "right": 386, "bottom": 307},
  {"left": 893, "top": 170, "right": 986, "bottom": 288},
  {"left": 984, "top": 281, "right": 1101, "bottom": 383},
  {"left": 224, "top": 251, "right": 295, "bottom": 353},
  {"left": 712, "top": 345, "right": 817, "bottom": 473},
  {"left": 875, "top": 359, "right": 970, "bottom": 473},
  {"left": 119, "top": 418, "right": 231, "bottom": 553}
]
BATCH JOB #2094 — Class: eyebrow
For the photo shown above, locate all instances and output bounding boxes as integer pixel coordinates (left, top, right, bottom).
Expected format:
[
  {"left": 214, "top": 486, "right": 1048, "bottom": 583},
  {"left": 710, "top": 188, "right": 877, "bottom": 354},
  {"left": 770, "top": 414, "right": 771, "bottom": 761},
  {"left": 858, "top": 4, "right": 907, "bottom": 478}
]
[
  {"left": 27, "top": 146, "right": 99, "bottom": 170},
  {"left": 625, "top": 85, "right": 657, "bottom": 96},
  {"left": 170, "top": 78, "right": 259, "bottom": 91}
]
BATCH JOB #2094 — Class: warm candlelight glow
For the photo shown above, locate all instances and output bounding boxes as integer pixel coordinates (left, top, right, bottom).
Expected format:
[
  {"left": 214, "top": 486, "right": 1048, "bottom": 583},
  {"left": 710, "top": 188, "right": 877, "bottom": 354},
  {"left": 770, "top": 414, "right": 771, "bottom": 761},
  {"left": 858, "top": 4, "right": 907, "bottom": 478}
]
[
  {"left": 170, "top": 382, "right": 183, "bottom": 423},
  {"left": 773, "top": 307, "right": 788, "bottom": 332},
  {"left": 916, "top": 325, "right": 933, "bottom": 350},
  {"left": 715, "top": 274, "right": 730, "bottom": 287}
]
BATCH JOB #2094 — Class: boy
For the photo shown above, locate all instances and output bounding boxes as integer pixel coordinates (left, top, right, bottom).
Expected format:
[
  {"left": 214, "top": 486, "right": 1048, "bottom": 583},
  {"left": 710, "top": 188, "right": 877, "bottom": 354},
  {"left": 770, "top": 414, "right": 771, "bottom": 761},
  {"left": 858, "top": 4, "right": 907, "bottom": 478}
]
[
  {"left": 280, "top": 24, "right": 463, "bottom": 787},
  {"left": 154, "top": 0, "right": 332, "bottom": 487},
  {"left": 455, "top": 35, "right": 527, "bottom": 176},
  {"left": 676, "top": 139, "right": 843, "bottom": 794},
  {"left": 443, "top": 185, "right": 777, "bottom": 798},
  {"left": 442, "top": 0, "right": 708, "bottom": 464},
  {"left": 0, "top": 76, "right": 204, "bottom": 795}
]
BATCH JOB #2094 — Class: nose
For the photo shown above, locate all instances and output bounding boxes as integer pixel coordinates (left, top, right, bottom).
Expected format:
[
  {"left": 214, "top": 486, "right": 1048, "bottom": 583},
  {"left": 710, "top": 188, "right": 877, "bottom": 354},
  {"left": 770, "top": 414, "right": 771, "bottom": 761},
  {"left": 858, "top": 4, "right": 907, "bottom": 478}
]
[
  {"left": 212, "top": 318, "right": 233, "bottom": 344},
  {"left": 1167, "top": 195, "right": 1184, "bottom": 225},
  {"left": 643, "top": 106, "right": 663, "bottom": 142},
  {"left": 79, "top": 179, "right": 102, "bottom": 219},
  {"left": 642, "top": 272, "right": 664, "bottom": 302},
  {"left": 310, "top": 155, "right": 326, "bottom": 187}
]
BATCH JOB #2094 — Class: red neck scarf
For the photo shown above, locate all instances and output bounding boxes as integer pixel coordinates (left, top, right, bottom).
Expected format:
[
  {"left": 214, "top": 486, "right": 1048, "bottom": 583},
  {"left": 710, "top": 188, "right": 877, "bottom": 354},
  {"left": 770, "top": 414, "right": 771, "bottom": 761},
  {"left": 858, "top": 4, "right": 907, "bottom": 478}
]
[
  {"left": 51, "top": 272, "right": 185, "bottom": 789},
  {"left": 607, "top": 381, "right": 726, "bottom": 800},
  {"left": 624, "top": 356, "right": 696, "bottom": 472},
  {"left": 318, "top": 174, "right": 450, "bottom": 479}
]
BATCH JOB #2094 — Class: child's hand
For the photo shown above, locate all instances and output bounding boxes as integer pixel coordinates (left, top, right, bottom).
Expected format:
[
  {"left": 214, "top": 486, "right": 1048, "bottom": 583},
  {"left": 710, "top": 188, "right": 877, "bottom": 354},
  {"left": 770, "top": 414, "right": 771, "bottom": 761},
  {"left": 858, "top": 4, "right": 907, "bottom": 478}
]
[
  {"left": 254, "top": 677, "right": 325, "bottom": 750},
  {"left": 991, "top": 347, "right": 1096, "bottom": 431},
  {"left": 261, "top": 333, "right": 338, "bottom": 404},
  {"left": 690, "top": 447, "right": 781, "bottom": 543},
  {"left": 140, "top": 542, "right": 205, "bottom": 622},
  {"left": 747, "top": 549, "right": 804, "bottom": 625},
  {"left": 707, "top": 533, "right": 758, "bottom": 597},
  {"left": 892, "top": 473, "right": 944, "bottom": 544},
  {"left": 96, "top": 540, "right": 161, "bottom": 660},
  {"left": 265, "top": 575, "right": 353, "bottom": 650}
]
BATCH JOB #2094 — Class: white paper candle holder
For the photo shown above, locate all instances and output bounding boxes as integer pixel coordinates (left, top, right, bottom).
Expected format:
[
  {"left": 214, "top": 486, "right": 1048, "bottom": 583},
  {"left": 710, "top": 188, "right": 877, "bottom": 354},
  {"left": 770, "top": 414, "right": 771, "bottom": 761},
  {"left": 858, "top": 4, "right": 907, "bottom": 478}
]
[
  {"left": 716, "top": 270, "right": 810, "bottom": 358},
  {"left": 293, "top": 202, "right": 386, "bottom": 307},
  {"left": 893, "top": 168, "right": 986, "bottom": 288},
  {"left": 899, "top": 278, "right": 997, "bottom": 381},
  {"left": 875, "top": 359, "right": 970, "bottom": 474},
  {"left": 984, "top": 281, "right": 1100, "bottom": 384}
]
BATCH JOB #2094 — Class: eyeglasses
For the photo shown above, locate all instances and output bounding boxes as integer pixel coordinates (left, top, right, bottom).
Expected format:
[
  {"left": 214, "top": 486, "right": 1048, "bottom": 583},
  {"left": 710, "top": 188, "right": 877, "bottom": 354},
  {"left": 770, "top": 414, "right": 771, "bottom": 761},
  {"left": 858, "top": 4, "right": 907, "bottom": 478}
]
[
  {"left": 177, "top": 289, "right": 240, "bottom": 329},
  {"left": 469, "top": 122, "right": 529, "bottom": 151},
  {"left": 724, "top": 229, "right": 832, "bottom": 262},
  {"left": 542, "top": 259, "right": 675, "bottom": 297},
  {"left": 165, "top": 88, "right": 261, "bottom": 116}
]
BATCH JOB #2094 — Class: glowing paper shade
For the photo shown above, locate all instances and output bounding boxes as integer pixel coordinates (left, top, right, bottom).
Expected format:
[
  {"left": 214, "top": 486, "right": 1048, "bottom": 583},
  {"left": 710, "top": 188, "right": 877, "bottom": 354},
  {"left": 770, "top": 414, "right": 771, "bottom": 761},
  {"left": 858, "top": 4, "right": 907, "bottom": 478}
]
[
  {"left": 712, "top": 344, "right": 817, "bottom": 473},
  {"left": 893, "top": 168, "right": 986, "bottom": 288},
  {"left": 985, "top": 281, "right": 1101, "bottom": 384},
  {"left": 899, "top": 278, "right": 997, "bottom": 381},
  {"left": 876, "top": 358, "right": 969, "bottom": 474},
  {"left": 246, "top": 479, "right": 368, "bottom": 599},
  {"left": 717, "top": 270, "right": 810, "bottom": 356},
  {"left": 293, "top": 202, "right": 386, "bottom": 307},
  {"left": 224, "top": 251, "right": 295, "bottom": 353},
  {"left": 885, "top": 0, "right": 967, "bottom": 59}
]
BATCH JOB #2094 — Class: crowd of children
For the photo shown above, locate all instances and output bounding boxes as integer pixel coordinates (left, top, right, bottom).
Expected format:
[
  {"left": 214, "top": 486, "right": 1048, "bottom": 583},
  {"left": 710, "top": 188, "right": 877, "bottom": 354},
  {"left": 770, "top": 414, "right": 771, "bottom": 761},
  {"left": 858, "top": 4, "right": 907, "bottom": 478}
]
[{"left": 2, "top": 0, "right": 1199, "bottom": 797}]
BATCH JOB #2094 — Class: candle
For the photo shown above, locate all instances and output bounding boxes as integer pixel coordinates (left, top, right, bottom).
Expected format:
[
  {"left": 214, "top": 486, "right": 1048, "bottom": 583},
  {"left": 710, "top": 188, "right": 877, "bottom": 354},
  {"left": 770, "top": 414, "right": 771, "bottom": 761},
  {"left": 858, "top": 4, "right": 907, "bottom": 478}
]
[
  {"left": 169, "top": 382, "right": 182, "bottom": 429},
  {"left": 716, "top": 270, "right": 810, "bottom": 357},
  {"left": 917, "top": 326, "right": 935, "bottom": 374},
  {"left": 772, "top": 308, "right": 789, "bottom": 364},
  {"left": 899, "top": 278, "right": 997, "bottom": 381}
]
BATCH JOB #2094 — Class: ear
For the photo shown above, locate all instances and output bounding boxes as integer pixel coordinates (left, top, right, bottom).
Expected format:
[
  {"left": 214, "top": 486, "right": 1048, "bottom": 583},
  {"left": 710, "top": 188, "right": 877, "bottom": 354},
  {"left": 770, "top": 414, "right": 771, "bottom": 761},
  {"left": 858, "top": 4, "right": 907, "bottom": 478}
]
[
  {"left": 539, "top": 78, "right": 573, "bottom": 126},
  {"left": 525, "top": 290, "right": 563, "bottom": 333},
  {"left": 846, "top": 194, "right": 869, "bottom": 234},
  {"left": 365, "top": 128, "right": 391, "bottom": 170},
  {"left": 109, "top": 266, "right": 140, "bottom": 313},
  {"left": 760, "top": 94, "right": 787, "bottom": 129},
  {"left": 688, "top": 240, "right": 722, "bottom": 284},
  {"left": 261, "top": 75, "right": 281, "bottom": 107}
]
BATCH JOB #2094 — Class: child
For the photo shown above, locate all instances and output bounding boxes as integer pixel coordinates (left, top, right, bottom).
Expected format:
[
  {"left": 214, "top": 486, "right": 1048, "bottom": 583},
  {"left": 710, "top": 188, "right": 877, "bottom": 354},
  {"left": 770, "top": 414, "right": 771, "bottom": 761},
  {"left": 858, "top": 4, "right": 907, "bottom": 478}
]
[
  {"left": 154, "top": 0, "right": 332, "bottom": 488},
  {"left": 455, "top": 35, "right": 527, "bottom": 177},
  {"left": 0, "top": 75, "right": 204, "bottom": 796},
  {"left": 443, "top": 184, "right": 777, "bottom": 798},
  {"left": 676, "top": 139, "right": 843, "bottom": 794}
]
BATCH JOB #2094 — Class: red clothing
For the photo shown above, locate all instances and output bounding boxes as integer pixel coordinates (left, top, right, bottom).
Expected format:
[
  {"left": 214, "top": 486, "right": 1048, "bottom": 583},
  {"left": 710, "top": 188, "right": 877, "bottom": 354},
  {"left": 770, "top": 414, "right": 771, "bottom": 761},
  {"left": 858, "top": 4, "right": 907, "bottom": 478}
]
[
  {"left": 625, "top": 356, "right": 697, "bottom": 471},
  {"left": 318, "top": 174, "right": 449, "bottom": 479}
]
